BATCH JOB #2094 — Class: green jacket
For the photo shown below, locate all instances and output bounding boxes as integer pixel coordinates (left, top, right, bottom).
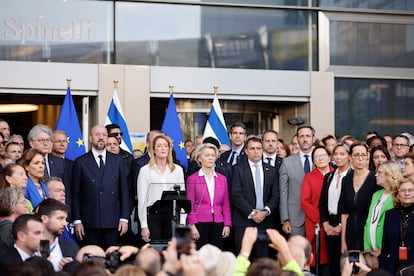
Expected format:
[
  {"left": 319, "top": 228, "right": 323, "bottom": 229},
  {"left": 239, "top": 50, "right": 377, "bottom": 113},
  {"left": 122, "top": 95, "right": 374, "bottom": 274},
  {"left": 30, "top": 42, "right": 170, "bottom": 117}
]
[{"left": 363, "top": 189, "right": 394, "bottom": 251}]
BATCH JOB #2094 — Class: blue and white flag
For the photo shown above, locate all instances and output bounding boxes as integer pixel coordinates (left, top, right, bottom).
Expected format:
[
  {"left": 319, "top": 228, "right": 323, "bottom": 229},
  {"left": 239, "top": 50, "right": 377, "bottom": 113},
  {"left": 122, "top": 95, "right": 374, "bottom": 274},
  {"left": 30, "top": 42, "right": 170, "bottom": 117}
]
[
  {"left": 56, "top": 87, "right": 86, "bottom": 160},
  {"left": 203, "top": 95, "right": 230, "bottom": 146},
  {"left": 161, "top": 94, "right": 188, "bottom": 170},
  {"left": 105, "top": 89, "right": 133, "bottom": 153}
]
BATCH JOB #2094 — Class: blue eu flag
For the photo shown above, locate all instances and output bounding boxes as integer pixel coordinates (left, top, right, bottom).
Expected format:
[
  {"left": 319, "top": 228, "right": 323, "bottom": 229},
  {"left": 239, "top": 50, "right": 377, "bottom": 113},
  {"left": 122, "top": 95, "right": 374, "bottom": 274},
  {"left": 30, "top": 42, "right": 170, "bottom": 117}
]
[
  {"left": 161, "top": 94, "right": 187, "bottom": 170},
  {"left": 56, "top": 87, "right": 86, "bottom": 160}
]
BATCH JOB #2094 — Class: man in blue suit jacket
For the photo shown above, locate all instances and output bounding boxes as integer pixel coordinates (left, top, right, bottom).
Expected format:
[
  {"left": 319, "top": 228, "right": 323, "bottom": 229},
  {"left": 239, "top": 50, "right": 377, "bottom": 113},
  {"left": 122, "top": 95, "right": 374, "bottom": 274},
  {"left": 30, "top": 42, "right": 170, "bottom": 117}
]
[{"left": 72, "top": 125, "right": 129, "bottom": 250}]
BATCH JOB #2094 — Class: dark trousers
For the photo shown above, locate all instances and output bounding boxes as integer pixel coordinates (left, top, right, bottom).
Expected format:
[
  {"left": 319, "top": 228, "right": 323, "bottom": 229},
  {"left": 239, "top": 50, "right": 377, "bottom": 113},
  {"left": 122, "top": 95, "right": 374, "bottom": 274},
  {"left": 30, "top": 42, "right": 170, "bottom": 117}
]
[
  {"left": 148, "top": 213, "right": 173, "bottom": 241},
  {"left": 196, "top": 222, "right": 224, "bottom": 250},
  {"left": 83, "top": 228, "right": 119, "bottom": 250},
  {"left": 325, "top": 215, "right": 341, "bottom": 276}
]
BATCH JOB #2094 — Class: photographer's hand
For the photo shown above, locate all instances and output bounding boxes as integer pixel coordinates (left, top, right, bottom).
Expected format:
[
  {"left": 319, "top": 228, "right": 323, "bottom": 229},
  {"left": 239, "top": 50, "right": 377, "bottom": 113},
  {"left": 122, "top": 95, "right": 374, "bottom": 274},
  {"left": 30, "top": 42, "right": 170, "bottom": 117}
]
[
  {"left": 162, "top": 237, "right": 181, "bottom": 275},
  {"left": 239, "top": 227, "right": 257, "bottom": 259},
  {"left": 58, "top": 257, "right": 73, "bottom": 271},
  {"left": 106, "top": 245, "right": 138, "bottom": 261},
  {"left": 266, "top": 228, "right": 292, "bottom": 267}
]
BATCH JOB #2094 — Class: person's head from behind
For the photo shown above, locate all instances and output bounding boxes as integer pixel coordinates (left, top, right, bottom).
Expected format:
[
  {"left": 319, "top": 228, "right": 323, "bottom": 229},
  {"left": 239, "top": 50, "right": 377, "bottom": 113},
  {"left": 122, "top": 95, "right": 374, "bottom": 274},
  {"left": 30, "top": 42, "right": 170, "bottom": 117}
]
[
  {"left": 36, "top": 198, "right": 69, "bottom": 237},
  {"left": 288, "top": 235, "right": 312, "bottom": 269},
  {"left": 73, "top": 259, "right": 108, "bottom": 276},
  {"left": 25, "top": 256, "right": 55, "bottom": 276},
  {"left": 12, "top": 214, "right": 44, "bottom": 255},
  {"left": 114, "top": 264, "right": 145, "bottom": 276},
  {"left": 246, "top": 258, "right": 280, "bottom": 276},
  {"left": 76, "top": 245, "right": 106, "bottom": 263},
  {"left": 134, "top": 247, "right": 161, "bottom": 276}
]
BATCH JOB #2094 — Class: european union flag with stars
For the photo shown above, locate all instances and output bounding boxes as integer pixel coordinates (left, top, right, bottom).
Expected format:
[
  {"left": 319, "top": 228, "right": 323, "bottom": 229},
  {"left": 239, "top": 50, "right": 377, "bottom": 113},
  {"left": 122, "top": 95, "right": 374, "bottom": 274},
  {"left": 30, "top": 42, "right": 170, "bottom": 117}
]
[
  {"left": 161, "top": 94, "right": 187, "bottom": 170},
  {"left": 56, "top": 86, "right": 86, "bottom": 160}
]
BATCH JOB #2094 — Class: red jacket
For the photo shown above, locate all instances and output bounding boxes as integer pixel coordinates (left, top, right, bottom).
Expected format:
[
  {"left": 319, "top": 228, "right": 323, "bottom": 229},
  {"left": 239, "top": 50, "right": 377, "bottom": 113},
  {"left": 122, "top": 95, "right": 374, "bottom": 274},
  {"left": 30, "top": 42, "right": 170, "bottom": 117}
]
[{"left": 301, "top": 168, "right": 333, "bottom": 266}]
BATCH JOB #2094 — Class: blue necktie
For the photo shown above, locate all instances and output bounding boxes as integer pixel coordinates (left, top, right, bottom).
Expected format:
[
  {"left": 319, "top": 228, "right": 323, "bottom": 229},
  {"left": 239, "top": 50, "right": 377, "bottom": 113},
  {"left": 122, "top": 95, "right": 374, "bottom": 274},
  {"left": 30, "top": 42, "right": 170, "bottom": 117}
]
[
  {"left": 228, "top": 151, "right": 236, "bottom": 165},
  {"left": 254, "top": 164, "right": 264, "bottom": 210},
  {"left": 99, "top": 155, "right": 105, "bottom": 172},
  {"left": 304, "top": 154, "right": 310, "bottom": 173}
]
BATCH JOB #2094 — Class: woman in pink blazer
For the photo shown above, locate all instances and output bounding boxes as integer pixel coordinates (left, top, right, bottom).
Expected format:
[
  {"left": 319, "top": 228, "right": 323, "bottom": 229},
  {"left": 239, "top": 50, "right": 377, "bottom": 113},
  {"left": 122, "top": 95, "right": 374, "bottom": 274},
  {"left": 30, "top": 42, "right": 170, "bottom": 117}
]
[{"left": 186, "top": 143, "right": 232, "bottom": 249}]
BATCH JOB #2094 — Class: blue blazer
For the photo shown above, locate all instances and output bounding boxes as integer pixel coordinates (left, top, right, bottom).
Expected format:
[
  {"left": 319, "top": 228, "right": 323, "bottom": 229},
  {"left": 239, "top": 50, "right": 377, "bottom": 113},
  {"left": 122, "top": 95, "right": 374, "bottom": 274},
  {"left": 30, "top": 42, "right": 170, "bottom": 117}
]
[
  {"left": 71, "top": 151, "right": 129, "bottom": 229},
  {"left": 379, "top": 208, "right": 414, "bottom": 275}
]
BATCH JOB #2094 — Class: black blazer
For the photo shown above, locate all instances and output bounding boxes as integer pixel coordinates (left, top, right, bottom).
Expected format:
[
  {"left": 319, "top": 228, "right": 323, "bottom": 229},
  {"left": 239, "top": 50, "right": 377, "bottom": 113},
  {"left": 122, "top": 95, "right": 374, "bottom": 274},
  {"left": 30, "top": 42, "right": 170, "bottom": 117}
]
[
  {"left": 230, "top": 158, "right": 279, "bottom": 228},
  {"left": 0, "top": 247, "right": 23, "bottom": 276},
  {"left": 71, "top": 151, "right": 129, "bottom": 229}
]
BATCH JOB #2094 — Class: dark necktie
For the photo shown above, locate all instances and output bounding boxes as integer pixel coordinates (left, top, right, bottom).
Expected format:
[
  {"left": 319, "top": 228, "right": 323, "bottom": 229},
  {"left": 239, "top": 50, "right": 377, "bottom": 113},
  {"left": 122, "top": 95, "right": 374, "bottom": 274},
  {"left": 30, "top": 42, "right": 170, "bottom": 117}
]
[
  {"left": 228, "top": 151, "right": 236, "bottom": 165},
  {"left": 254, "top": 164, "right": 264, "bottom": 210},
  {"left": 304, "top": 154, "right": 310, "bottom": 173},
  {"left": 266, "top": 157, "right": 273, "bottom": 166},
  {"left": 98, "top": 154, "right": 105, "bottom": 172}
]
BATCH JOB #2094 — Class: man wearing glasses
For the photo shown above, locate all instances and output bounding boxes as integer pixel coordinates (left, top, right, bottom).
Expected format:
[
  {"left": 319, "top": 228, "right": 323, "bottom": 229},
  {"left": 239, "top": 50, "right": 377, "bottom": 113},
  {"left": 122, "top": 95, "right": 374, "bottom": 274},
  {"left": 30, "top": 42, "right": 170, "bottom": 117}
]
[{"left": 392, "top": 134, "right": 410, "bottom": 168}]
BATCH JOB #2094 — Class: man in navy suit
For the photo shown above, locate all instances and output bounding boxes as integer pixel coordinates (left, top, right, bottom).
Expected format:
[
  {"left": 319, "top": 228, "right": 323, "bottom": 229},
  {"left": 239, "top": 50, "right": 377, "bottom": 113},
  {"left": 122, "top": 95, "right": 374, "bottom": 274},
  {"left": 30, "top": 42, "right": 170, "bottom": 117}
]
[
  {"left": 0, "top": 214, "right": 45, "bottom": 275},
  {"left": 230, "top": 136, "right": 279, "bottom": 258},
  {"left": 36, "top": 198, "right": 79, "bottom": 271},
  {"left": 72, "top": 125, "right": 129, "bottom": 250}
]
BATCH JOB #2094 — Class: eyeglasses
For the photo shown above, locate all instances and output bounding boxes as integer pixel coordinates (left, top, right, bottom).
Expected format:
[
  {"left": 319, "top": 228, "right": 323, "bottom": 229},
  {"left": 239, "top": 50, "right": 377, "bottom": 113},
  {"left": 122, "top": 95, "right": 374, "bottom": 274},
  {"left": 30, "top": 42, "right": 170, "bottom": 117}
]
[
  {"left": 314, "top": 153, "right": 329, "bottom": 159},
  {"left": 352, "top": 153, "right": 368, "bottom": 159},
  {"left": 111, "top": 132, "right": 123, "bottom": 136},
  {"left": 393, "top": 143, "right": 409, "bottom": 148},
  {"left": 34, "top": 138, "right": 51, "bottom": 144},
  {"left": 398, "top": 188, "right": 414, "bottom": 194}
]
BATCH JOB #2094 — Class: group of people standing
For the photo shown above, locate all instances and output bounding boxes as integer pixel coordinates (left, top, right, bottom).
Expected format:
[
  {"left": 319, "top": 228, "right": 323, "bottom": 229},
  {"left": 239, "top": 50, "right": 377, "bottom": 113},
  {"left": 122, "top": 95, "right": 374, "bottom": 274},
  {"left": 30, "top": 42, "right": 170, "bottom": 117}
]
[{"left": 1, "top": 117, "right": 414, "bottom": 275}]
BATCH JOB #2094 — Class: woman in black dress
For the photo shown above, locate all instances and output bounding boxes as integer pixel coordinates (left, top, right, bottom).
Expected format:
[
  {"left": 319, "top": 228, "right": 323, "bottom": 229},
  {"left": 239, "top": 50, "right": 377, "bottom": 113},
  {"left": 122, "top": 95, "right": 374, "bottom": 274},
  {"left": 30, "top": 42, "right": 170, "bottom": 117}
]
[{"left": 340, "top": 142, "right": 379, "bottom": 252}]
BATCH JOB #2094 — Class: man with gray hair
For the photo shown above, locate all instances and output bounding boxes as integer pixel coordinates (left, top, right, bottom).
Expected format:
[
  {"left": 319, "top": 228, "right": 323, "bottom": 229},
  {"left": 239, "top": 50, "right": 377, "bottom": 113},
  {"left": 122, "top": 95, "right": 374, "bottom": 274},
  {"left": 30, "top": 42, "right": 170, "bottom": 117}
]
[{"left": 28, "top": 124, "right": 71, "bottom": 206}]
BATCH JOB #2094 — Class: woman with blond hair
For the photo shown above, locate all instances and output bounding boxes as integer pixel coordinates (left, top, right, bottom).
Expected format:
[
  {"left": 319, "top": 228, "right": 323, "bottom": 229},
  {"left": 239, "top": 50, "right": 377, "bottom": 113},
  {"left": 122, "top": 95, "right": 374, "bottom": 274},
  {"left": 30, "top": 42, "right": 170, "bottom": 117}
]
[
  {"left": 364, "top": 161, "right": 402, "bottom": 257},
  {"left": 137, "top": 134, "right": 185, "bottom": 242}
]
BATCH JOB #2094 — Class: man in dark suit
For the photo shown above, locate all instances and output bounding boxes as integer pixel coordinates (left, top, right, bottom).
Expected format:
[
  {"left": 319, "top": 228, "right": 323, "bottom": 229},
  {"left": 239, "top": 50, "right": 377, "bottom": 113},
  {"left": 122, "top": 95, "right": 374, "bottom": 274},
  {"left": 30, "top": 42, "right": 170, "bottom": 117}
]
[
  {"left": 36, "top": 198, "right": 79, "bottom": 271},
  {"left": 72, "top": 125, "right": 129, "bottom": 250},
  {"left": 0, "top": 214, "right": 45, "bottom": 275},
  {"left": 230, "top": 136, "right": 279, "bottom": 258}
]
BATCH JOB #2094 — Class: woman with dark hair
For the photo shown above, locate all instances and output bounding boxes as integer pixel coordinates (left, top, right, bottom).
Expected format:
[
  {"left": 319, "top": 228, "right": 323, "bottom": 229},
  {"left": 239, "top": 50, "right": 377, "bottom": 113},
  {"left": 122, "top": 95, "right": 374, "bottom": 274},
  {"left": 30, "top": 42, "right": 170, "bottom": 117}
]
[
  {"left": 17, "top": 148, "right": 49, "bottom": 208},
  {"left": 368, "top": 145, "right": 391, "bottom": 172},
  {"left": 402, "top": 152, "right": 414, "bottom": 182},
  {"left": 341, "top": 142, "right": 379, "bottom": 253},
  {"left": 301, "top": 145, "right": 333, "bottom": 272},
  {"left": 319, "top": 142, "right": 352, "bottom": 275},
  {"left": 380, "top": 178, "right": 414, "bottom": 274},
  {"left": 366, "top": 135, "right": 387, "bottom": 149},
  {"left": 137, "top": 134, "right": 185, "bottom": 242},
  {"left": 276, "top": 139, "right": 290, "bottom": 159}
]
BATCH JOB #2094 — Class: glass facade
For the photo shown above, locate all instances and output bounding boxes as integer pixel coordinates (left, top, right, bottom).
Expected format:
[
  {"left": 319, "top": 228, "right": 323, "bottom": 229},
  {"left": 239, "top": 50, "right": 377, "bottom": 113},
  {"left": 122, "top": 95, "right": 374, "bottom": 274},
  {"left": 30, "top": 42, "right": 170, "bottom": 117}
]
[
  {"left": 319, "top": 0, "right": 414, "bottom": 11},
  {"left": 115, "top": 3, "right": 317, "bottom": 70},
  {"left": 335, "top": 78, "right": 414, "bottom": 139},
  {"left": 330, "top": 21, "right": 414, "bottom": 68}
]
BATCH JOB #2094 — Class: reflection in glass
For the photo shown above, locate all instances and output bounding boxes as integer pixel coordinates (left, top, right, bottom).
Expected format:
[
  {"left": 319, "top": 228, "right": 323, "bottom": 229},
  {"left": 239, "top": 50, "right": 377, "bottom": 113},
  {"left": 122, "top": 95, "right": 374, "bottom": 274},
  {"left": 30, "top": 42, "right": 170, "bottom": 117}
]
[
  {"left": 319, "top": 0, "right": 414, "bottom": 11},
  {"left": 116, "top": 2, "right": 317, "bottom": 70},
  {"left": 335, "top": 78, "right": 414, "bottom": 139},
  {"left": 330, "top": 21, "right": 414, "bottom": 68}
]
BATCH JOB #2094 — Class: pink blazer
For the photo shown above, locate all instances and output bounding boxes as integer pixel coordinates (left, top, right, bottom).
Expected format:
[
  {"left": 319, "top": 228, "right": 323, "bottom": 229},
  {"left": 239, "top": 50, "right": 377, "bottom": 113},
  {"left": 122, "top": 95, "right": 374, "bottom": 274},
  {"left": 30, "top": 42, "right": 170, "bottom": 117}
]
[{"left": 186, "top": 171, "right": 232, "bottom": 226}]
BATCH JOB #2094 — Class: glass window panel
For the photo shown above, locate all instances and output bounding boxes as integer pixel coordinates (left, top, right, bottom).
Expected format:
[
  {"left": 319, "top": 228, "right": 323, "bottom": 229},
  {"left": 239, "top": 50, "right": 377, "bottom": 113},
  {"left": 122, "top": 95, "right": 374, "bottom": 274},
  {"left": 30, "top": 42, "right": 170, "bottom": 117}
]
[
  {"left": 319, "top": 0, "right": 414, "bottom": 11},
  {"left": 116, "top": 2, "right": 317, "bottom": 70},
  {"left": 330, "top": 21, "right": 414, "bottom": 68},
  {"left": 0, "top": 0, "right": 113, "bottom": 63},
  {"left": 335, "top": 78, "right": 414, "bottom": 139},
  {"left": 170, "top": 0, "right": 315, "bottom": 6}
]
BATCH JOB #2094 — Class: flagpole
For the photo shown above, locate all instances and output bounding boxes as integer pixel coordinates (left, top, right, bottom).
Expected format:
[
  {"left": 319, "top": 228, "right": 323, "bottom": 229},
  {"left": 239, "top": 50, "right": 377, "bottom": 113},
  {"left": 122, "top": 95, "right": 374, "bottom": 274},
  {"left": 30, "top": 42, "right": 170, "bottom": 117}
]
[
  {"left": 169, "top": 85, "right": 174, "bottom": 95},
  {"left": 113, "top": 80, "right": 119, "bottom": 89},
  {"left": 213, "top": 85, "right": 218, "bottom": 97},
  {"left": 66, "top": 78, "right": 71, "bottom": 88}
]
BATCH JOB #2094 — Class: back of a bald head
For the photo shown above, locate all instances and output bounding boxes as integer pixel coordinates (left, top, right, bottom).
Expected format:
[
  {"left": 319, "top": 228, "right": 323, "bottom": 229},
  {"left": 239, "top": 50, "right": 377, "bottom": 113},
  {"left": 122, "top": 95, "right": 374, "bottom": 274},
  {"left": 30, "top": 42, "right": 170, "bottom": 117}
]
[{"left": 288, "top": 235, "right": 312, "bottom": 266}]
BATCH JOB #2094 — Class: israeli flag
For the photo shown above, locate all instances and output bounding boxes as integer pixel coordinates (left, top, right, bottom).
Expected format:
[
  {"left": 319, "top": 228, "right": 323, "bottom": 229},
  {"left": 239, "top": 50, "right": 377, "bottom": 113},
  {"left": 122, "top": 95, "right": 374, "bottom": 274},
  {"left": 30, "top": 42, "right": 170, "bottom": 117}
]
[
  {"left": 203, "top": 95, "right": 230, "bottom": 146},
  {"left": 105, "top": 89, "right": 133, "bottom": 153}
]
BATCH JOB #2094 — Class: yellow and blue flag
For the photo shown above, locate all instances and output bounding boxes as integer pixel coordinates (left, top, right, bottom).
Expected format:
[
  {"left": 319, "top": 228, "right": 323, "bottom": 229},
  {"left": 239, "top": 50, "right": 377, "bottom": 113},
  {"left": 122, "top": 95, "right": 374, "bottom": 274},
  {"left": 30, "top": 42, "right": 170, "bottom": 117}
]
[
  {"left": 161, "top": 94, "right": 187, "bottom": 170},
  {"left": 56, "top": 87, "right": 86, "bottom": 160}
]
